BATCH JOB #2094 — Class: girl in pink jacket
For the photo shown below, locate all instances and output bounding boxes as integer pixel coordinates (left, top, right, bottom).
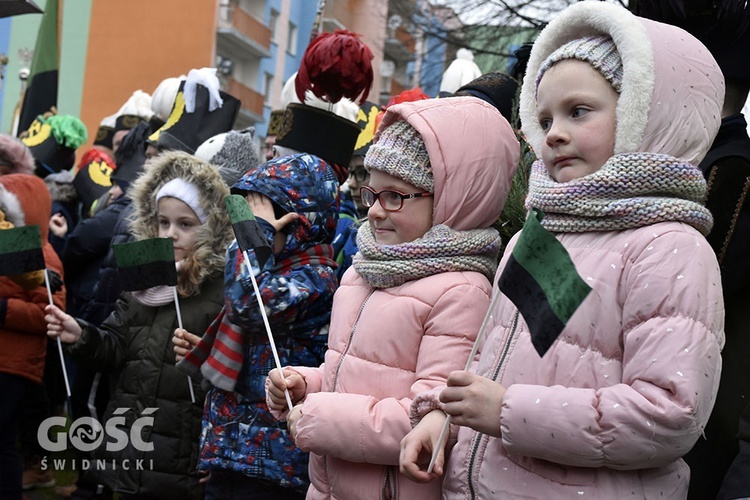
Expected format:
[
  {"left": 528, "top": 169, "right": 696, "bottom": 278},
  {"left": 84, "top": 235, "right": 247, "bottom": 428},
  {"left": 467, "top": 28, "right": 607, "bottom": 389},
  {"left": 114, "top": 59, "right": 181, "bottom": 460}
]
[
  {"left": 267, "top": 96, "right": 520, "bottom": 499},
  {"left": 401, "top": 3, "right": 726, "bottom": 499}
]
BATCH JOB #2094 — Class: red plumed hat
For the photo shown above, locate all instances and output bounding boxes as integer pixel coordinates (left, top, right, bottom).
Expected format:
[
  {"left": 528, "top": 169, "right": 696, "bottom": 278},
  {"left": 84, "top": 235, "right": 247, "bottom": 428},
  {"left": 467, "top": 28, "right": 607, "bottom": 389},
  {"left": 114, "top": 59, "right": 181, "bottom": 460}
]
[{"left": 295, "top": 30, "right": 374, "bottom": 105}]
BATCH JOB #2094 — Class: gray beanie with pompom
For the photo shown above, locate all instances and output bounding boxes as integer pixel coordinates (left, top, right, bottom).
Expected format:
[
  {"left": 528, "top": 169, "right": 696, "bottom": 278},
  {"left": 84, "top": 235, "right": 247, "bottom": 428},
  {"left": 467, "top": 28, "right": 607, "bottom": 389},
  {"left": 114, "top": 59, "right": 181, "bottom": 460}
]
[{"left": 194, "top": 127, "right": 261, "bottom": 187}]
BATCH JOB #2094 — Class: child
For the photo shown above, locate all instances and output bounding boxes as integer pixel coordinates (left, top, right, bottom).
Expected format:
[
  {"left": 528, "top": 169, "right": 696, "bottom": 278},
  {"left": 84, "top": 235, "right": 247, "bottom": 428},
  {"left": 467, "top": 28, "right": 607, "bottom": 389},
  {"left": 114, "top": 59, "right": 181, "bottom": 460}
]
[
  {"left": 175, "top": 153, "right": 341, "bottom": 499},
  {"left": 267, "top": 96, "right": 520, "bottom": 499},
  {"left": 0, "top": 174, "right": 65, "bottom": 499},
  {"left": 45, "top": 151, "right": 233, "bottom": 500},
  {"left": 399, "top": 3, "right": 726, "bottom": 498}
]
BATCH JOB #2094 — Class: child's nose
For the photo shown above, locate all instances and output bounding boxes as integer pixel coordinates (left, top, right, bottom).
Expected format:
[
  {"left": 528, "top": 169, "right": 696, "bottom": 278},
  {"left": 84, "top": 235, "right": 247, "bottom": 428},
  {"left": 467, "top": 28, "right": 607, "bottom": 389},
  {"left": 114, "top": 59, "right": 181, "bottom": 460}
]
[
  {"left": 545, "top": 121, "right": 568, "bottom": 145},
  {"left": 367, "top": 198, "right": 387, "bottom": 219}
]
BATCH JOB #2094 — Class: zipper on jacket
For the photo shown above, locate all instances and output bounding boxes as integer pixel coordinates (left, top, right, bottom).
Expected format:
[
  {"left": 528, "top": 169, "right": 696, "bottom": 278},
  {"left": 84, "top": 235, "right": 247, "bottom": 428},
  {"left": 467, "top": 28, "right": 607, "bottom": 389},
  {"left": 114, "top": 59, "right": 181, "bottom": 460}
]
[
  {"left": 331, "top": 290, "right": 375, "bottom": 391},
  {"left": 381, "top": 465, "right": 398, "bottom": 499},
  {"left": 323, "top": 289, "right": 375, "bottom": 494},
  {"left": 467, "top": 310, "right": 519, "bottom": 500}
]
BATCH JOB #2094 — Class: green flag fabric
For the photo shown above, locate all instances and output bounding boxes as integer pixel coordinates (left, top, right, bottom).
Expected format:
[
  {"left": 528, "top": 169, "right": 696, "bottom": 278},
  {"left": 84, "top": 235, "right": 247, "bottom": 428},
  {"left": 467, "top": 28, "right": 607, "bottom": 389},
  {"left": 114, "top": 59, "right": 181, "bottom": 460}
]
[
  {"left": 225, "top": 194, "right": 272, "bottom": 269},
  {"left": 0, "top": 225, "right": 45, "bottom": 275},
  {"left": 498, "top": 209, "right": 591, "bottom": 357},
  {"left": 113, "top": 238, "right": 177, "bottom": 291},
  {"left": 17, "top": 0, "right": 59, "bottom": 135}
]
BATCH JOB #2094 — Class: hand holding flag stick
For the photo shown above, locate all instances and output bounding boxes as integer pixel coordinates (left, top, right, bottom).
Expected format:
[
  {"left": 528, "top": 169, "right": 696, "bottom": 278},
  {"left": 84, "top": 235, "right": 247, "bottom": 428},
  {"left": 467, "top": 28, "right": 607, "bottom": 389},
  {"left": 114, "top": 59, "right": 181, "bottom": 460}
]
[
  {"left": 225, "top": 194, "right": 294, "bottom": 411},
  {"left": 427, "top": 289, "right": 502, "bottom": 473},
  {"left": 44, "top": 269, "right": 71, "bottom": 398},
  {"left": 427, "top": 209, "right": 592, "bottom": 473},
  {"left": 112, "top": 237, "right": 196, "bottom": 403},
  {"left": 0, "top": 224, "right": 71, "bottom": 398}
]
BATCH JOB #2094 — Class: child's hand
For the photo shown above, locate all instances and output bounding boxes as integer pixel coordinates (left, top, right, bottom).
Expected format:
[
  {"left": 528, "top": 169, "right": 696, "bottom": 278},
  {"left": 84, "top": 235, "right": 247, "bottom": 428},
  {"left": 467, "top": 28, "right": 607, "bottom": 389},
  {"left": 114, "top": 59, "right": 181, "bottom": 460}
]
[
  {"left": 49, "top": 213, "right": 68, "bottom": 238},
  {"left": 45, "top": 304, "right": 82, "bottom": 343},
  {"left": 245, "top": 192, "right": 299, "bottom": 234},
  {"left": 440, "top": 371, "right": 506, "bottom": 437},
  {"left": 267, "top": 367, "right": 306, "bottom": 410},
  {"left": 172, "top": 328, "right": 200, "bottom": 362},
  {"left": 287, "top": 404, "right": 303, "bottom": 444},
  {"left": 399, "top": 409, "right": 448, "bottom": 482},
  {"left": 197, "top": 470, "right": 210, "bottom": 484}
]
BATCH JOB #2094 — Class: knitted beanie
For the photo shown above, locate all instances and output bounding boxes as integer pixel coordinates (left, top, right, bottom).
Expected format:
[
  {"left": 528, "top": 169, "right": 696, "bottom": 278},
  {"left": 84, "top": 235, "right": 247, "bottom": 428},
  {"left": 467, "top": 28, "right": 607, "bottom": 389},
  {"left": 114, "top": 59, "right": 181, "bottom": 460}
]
[
  {"left": 364, "top": 119, "right": 433, "bottom": 192},
  {"left": 536, "top": 35, "right": 623, "bottom": 93},
  {"left": 155, "top": 177, "right": 207, "bottom": 224},
  {"left": 194, "top": 128, "right": 260, "bottom": 187}
]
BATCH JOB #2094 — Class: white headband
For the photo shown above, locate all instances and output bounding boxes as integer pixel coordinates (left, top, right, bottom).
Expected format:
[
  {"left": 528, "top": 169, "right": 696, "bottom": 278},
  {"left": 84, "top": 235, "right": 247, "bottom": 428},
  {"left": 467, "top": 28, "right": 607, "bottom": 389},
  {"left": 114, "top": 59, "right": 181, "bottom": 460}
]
[{"left": 155, "top": 177, "right": 207, "bottom": 223}]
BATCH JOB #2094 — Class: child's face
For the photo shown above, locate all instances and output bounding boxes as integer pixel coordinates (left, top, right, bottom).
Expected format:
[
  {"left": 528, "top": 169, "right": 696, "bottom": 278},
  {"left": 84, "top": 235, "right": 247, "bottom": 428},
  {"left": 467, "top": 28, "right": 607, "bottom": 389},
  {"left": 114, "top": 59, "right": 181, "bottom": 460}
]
[
  {"left": 347, "top": 155, "right": 370, "bottom": 218},
  {"left": 536, "top": 59, "right": 618, "bottom": 183},
  {"left": 366, "top": 169, "right": 433, "bottom": 245},
  {"left": 157, "top": 197, "right": 201, "bottom": 262}
]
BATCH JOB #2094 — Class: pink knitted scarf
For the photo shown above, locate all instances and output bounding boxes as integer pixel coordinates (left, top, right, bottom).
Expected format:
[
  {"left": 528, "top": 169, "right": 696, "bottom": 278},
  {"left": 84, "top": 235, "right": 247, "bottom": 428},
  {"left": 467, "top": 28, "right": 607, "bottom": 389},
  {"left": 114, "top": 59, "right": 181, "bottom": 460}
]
[
  {"left": 353, "top": 223, "right": 501, "bottom": 289},
  {"left": 525, "top": 153, "right": 713, "bottom": 235}
]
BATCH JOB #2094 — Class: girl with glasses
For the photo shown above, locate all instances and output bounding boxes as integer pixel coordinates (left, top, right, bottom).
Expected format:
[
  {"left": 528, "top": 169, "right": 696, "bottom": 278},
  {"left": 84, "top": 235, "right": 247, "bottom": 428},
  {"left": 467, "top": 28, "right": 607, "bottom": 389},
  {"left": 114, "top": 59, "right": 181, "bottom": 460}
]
[{"left": 267, "top": 97, "right": 520, "bottom": 499}]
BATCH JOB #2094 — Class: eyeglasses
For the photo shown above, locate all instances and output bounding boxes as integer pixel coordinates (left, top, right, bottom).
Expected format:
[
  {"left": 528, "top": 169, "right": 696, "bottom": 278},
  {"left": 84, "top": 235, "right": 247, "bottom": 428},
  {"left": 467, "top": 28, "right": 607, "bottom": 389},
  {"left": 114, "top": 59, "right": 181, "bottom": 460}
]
[
  {"left": 360, "top": 186, "right": 433, "bottom": 212},
  {"left": 348, "top": 169, "right": 370, "bottom": 183}
]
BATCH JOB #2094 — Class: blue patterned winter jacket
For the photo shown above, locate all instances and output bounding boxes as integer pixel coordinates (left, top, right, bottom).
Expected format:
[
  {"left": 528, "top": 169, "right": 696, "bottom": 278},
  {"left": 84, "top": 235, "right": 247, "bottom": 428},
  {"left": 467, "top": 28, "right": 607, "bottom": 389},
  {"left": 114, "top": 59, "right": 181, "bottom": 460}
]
[{"left": 199, "top": 154, "right": 340, "bottom": 492}]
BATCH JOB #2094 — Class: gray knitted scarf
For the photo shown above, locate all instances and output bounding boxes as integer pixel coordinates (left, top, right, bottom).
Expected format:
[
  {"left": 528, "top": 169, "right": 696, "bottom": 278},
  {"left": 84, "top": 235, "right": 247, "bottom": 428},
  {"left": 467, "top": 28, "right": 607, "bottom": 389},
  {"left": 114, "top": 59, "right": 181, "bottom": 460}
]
[
  {"left": 525, "top": 153, "right": 713, "bottom": 235},
  {"left": 353, "top": 222, "right": 501, "bottom": 289}
]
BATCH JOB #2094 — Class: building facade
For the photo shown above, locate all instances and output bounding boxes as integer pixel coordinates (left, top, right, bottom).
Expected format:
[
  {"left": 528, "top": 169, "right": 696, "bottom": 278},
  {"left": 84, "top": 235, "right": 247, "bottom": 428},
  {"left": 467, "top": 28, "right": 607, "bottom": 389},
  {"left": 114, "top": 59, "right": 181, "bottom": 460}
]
[{"left": 0, "top": 0, "right": 449, "bottom": 148}]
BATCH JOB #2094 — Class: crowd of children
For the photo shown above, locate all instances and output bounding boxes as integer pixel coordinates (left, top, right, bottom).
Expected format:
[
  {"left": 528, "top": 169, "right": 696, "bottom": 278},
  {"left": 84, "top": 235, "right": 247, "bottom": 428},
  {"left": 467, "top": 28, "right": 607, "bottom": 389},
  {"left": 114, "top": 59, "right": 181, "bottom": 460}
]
[{"left": 1, "top": 3, "right": 748, "bottom": 499}]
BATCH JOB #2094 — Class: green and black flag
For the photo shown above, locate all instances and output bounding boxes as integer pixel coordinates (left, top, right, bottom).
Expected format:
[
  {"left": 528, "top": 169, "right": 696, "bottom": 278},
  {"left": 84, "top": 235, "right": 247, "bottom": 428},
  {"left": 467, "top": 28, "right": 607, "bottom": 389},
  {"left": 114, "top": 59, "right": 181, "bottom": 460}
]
[
  {"left": 225, "top": 194, "right": 272, "bottom": 269},
  {"left": 17, "top": 0, "right": 59, "bottom": 135},
  {"left": 113, "top": 238, "right": 178, "bottom": 291},
  {"left": 498, "top": 209, "right": 591, "bottom": 357},
  {"left": 0, "top": 225, "right": 45, "bottom": 276}
]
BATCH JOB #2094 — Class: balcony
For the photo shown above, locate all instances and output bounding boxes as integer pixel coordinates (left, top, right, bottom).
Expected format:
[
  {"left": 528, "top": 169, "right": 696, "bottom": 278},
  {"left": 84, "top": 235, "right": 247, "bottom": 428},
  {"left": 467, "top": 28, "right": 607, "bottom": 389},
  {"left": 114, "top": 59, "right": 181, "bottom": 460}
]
[
  {"left": 384, "top": 25, "right": 415, "bottom": 62},
  {"left": 217, "top": 5, "right": 271, "bottom": 58},
  {"left": 225, "top": 77, "right": 265, "bottom": 126}
]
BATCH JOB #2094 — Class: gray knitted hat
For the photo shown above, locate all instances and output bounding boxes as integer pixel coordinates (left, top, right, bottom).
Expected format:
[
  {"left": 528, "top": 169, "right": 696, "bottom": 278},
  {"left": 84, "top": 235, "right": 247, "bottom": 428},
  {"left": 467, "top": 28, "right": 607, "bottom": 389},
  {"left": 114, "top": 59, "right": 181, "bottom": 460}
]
[
  {"left": 195, "top": 127, "right": 260, "bottom": 187},
  {"left": 364, "top": 119, "right": 433, "bottom": 193},
  {"left": 536, "top": 35, "right": 623, "bottom": 93}
]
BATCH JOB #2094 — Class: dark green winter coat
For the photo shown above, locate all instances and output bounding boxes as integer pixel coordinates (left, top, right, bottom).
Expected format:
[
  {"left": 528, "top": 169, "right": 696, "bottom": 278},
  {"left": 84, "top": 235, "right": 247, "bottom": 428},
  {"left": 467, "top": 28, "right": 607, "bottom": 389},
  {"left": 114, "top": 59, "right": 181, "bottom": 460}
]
[{"left": 64, "top": 151, "right": 233, "bottom": 499}]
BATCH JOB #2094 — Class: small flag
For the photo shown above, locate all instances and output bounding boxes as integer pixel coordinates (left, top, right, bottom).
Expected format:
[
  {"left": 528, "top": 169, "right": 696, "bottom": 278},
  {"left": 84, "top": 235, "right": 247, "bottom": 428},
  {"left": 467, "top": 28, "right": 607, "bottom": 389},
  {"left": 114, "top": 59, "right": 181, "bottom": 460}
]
[
  {"left": 225, "top": 195, "right": 272, "bottom": 269},
  {"left": 498, "top": 209, "right": 591, "bottom": 357},
  {"left": 113, "top": 238, "right": 178, "bottom": 291},
  {"left": 0, "top": 225, "right": 45, "bottom": 276}
]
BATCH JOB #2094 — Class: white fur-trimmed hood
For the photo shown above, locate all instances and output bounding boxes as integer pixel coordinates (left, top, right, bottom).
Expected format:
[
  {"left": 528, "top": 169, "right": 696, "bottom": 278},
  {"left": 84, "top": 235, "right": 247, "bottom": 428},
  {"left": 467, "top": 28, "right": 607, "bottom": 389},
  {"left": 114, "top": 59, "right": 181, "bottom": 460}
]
[{"left": 520, "top": 1, "right": 724, "bottom": 167}]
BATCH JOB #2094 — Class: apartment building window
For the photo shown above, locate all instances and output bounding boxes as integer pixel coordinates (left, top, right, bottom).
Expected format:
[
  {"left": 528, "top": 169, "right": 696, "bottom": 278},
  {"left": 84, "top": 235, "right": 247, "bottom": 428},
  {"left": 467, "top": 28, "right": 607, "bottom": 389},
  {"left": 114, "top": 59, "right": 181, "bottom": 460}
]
[
  {"left": 263, "top": 73, "right": 274, "bottom": 104},
  {"left": 269, "top": 9, "right": 279, "bottom": 42},
  {"left": 287, "top": 22, "right": 298, "bottom": 55}
]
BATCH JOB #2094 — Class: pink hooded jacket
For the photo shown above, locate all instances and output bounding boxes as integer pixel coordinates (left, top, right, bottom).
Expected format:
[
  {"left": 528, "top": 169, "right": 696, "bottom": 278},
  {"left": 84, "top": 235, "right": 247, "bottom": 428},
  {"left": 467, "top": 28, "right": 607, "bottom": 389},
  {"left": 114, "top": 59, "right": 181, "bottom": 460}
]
[
  {"left": 269, "top": 97, "right": 520, "bottom": 499},
  {"left": 411, "top": 3, "right": 726, "bottom": 499}
]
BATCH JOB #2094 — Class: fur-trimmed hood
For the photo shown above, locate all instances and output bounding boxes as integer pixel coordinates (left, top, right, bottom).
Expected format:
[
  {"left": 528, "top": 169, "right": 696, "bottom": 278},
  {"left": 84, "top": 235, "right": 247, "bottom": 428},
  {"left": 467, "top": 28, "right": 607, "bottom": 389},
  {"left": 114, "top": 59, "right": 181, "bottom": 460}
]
[
  {"left": 520, "top": 1, "right": 724, "bottom": 167},
  {"left": 128, "top": 151, "right": 232, "bottom": 290}
]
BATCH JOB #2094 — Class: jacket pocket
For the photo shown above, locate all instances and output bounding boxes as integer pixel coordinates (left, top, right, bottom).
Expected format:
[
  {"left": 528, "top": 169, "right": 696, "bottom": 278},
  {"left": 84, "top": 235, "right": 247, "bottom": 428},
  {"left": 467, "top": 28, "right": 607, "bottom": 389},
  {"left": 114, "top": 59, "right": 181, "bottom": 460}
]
[{"left": 506, "top": 453, "right": 596, "bottom": 486}]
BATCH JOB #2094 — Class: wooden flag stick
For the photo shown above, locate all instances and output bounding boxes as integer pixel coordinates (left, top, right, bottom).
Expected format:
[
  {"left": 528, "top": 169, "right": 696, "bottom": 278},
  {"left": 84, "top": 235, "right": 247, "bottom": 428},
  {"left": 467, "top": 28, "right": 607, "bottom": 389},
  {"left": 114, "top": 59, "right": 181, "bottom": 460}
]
[
  {"left": 427, "top": 288, "right": 502, "bottom": 473},
  {"left": 241, "top": 249, "right": 294, "bottom": 411},
  {"left": 173, "top": 287, "right": 196, "bottom": 404},
  {"left": 44, "top": 268, "right": 70, "bottom": 398}
]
